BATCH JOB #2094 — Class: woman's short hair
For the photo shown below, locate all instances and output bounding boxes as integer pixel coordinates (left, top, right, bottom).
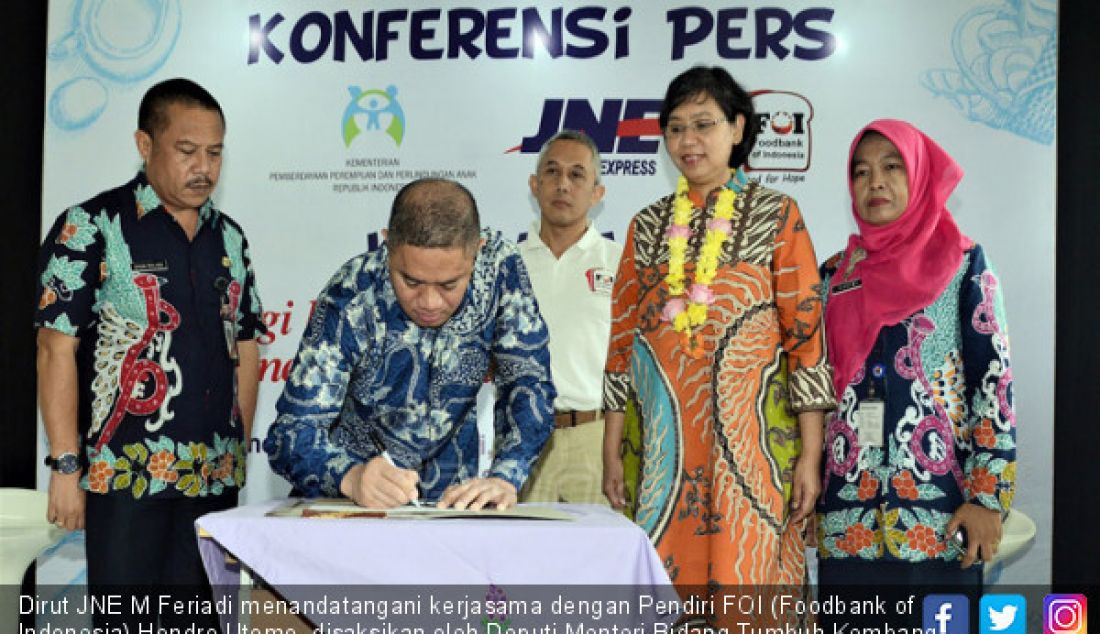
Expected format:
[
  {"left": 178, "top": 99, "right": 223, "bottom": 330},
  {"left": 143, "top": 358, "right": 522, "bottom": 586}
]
[{"left": 658, "top": 66, "right": 758, "bottom": 169}]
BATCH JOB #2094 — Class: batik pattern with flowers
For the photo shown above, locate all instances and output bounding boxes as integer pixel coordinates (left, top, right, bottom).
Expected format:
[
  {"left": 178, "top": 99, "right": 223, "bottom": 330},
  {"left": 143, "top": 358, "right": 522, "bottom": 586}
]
[
  {"left": 817, "top": 245, "right": 1016, "bottom": 563},
  {"left": 83, "top": 433, "right": 246, "bottom": 498},
  {"left": 603, "top": 172, "right": 835, "bottom": 591},
  {"left": 265, "top": 230, "right": 555, "bottom": 500},
  {"left": 34, "top": 171, "right": 265, "bottom": 499}
]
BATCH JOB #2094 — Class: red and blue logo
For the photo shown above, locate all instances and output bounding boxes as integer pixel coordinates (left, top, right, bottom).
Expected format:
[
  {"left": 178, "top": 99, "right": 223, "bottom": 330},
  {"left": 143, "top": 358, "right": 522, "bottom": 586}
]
[{"left": 508, "top": 98, "right": 662, "bottom": 177}]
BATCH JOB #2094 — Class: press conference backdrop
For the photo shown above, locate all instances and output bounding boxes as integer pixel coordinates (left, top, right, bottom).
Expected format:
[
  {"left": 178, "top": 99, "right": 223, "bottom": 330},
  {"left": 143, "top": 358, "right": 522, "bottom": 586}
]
[{"left": 38, "top": 0, "right": 1055, "bottom": 586}]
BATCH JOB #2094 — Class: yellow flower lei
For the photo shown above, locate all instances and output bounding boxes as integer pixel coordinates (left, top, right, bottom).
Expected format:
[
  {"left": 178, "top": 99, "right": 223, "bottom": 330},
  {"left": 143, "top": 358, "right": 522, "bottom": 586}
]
[{"left": 663, "top": 173, "right": 738, "bottom": 357}]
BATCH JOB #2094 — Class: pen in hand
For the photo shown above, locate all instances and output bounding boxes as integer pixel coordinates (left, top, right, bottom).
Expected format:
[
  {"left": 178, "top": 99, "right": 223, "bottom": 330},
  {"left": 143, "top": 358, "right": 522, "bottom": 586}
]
[{"left": 368, "top": 428, "right": 421, "bottom": 507}]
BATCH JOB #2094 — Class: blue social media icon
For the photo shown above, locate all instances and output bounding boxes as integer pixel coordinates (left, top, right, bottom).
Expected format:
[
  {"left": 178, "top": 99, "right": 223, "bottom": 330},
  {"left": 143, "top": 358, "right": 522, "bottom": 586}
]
[
  {"left": 981, "top": 595, "right": 1026, "bottom": 634},
  {"left": 924, "top": 595, "right": 970, "bottom": 634}
]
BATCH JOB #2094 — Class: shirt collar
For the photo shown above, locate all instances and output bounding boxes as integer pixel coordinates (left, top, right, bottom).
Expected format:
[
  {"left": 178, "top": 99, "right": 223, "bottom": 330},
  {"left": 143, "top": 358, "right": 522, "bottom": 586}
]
[
  {"left": 524, "top": 218, "right": 597, "bottom": 254},
  {"left": 131, "top": 170, "right": 218, "bottom": 228}
]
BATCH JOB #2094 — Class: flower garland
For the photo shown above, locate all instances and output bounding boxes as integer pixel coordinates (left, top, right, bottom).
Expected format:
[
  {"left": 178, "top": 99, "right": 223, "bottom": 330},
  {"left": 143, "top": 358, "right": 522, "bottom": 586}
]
[{"left": 660, "top": 173, "right": 738, "bottom": 358}]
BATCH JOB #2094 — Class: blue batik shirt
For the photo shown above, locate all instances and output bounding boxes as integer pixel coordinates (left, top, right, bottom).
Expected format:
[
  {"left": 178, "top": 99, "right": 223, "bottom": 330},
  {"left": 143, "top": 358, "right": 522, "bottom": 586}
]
[
  {"left": 816, "top": 245, "right": 1016, "bottom": 563},
  {"left": 265, "top": 229, "right": 556, "bottom": 499}
]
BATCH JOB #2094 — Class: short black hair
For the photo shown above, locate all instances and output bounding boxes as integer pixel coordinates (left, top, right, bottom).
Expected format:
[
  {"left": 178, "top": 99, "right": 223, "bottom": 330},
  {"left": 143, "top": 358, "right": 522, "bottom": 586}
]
[
  {"left": 138, "top": 78, "right": 225, "bottom": 136},
  {"left": 388, "top": 179, "right": 481, "bottom": 253},
  {"left": 659, "top": 66, "right": 758, "bottom": 169}
]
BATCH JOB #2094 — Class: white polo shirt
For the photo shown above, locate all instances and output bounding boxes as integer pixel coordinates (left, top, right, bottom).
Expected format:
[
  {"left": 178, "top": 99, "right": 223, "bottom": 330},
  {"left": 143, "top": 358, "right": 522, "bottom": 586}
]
[{"left": 519, "top": 220, "right": 623, "bottom": 412}]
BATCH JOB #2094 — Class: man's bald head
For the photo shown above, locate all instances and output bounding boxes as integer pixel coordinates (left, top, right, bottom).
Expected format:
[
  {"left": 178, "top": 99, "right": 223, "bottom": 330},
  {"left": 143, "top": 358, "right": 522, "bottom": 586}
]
[{"left": 387, "top": 178, "right": 481, "bottom": 255}]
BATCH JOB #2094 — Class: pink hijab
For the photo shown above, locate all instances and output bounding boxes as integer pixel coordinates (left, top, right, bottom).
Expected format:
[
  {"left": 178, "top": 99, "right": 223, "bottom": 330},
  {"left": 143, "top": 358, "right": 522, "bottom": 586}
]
[{"left": 824, "top": 119, "right": 972, "bottom": 397}]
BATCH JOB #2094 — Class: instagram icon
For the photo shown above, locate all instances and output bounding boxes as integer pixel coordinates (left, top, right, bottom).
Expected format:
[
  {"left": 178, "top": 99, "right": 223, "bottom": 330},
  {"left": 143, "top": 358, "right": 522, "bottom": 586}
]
[{"left": 1045, "top": 594, "right": 1087, "bottom": 634}]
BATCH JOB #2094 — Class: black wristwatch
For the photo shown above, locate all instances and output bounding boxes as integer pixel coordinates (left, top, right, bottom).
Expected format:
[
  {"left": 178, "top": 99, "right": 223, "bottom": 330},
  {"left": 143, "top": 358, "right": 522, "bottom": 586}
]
[{"left": 44, "top": 452, "right": 81, "bottom": 475}]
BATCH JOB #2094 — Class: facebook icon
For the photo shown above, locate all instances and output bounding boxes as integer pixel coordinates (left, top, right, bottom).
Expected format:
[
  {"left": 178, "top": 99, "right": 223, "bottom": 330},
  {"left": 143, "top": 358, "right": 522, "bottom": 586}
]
[{"left": 924, "top": 595, "right": 970, "bottom": 634}]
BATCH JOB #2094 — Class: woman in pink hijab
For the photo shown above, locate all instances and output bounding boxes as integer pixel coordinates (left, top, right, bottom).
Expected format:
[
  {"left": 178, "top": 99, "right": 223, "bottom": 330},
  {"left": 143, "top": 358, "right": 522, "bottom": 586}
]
[{"left": 816, "top": 120, "right": 1017, "bottom": 604}]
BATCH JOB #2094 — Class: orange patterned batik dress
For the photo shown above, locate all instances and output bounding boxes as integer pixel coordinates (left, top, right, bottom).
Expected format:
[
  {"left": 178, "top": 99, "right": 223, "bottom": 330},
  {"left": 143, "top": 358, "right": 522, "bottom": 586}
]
[{"left": 604, "top": 174, "right": 835, "bottom": 598}]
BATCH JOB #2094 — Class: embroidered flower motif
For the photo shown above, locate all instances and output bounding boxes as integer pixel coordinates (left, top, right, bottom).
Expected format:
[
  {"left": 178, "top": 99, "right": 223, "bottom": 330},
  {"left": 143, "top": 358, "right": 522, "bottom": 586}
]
[
  {"left": 973, "top": 418, "right": 997, "bottom": 449},
  {"left": 55, "top": 207, "right": 97, "bottom": 251},
  {"left": 857, "top": 471, "right": 879, "bottom": 501},
  {"left": 891, "top": 470, "right": 920, "bottom": 501},
  {"left": 483, "top": 584, "right": 509, "bottom": 623},
  {"left": 931, "top": 353, "right": 965, "bottom": 424},
  {"left": 107, "top": 435, "right": 244, "bottom": 498},
  {"left": 147, "top": 449, "right": 178, "bottom": 483},
  {"left": 905, "top": 524, "right": 946, "bottom": 557},
  {"left": 87, "top": 460, "right": 115, "bottom": 494},
  {"left": 39, "top": 288, "right": 58, "bottom": 309},
  {"left": 838, "top": 523, "right": 875, "bottom": 555},
  {"left": 967, "top": 467, "right": 998, "bottom": 497},
  {"left": 134, "top": 183, "right": 160, "bottom": 219},
  {"left": 212, "top": 453, "right": 234, "bottom": 480},
  {"left": 58, "top": 223, "right": 78, "bottom": 244}
]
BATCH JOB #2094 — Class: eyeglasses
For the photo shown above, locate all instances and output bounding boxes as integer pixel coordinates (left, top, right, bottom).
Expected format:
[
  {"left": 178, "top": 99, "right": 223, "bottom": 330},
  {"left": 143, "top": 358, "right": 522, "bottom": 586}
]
[{"left": 663, "top": 119, "right": 728, "bottom": 139}]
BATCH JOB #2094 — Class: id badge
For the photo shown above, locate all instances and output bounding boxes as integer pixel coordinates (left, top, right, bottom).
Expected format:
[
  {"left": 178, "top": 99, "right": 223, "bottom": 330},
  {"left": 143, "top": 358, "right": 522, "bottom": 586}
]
[{"left": 857, "top": 399, "right": 885, "bottom": 447}]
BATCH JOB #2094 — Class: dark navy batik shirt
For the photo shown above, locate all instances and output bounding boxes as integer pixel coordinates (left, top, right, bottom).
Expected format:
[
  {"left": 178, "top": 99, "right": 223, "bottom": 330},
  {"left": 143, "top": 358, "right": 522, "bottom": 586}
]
[{"left": 35, "top": 171, "right": 265, "bottom": 499}]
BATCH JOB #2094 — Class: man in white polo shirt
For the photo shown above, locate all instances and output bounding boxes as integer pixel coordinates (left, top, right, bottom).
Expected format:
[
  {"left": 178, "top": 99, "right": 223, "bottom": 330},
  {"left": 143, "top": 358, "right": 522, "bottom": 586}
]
[{"left": 519, "top": 130, "right": 623, "bottom": 504}]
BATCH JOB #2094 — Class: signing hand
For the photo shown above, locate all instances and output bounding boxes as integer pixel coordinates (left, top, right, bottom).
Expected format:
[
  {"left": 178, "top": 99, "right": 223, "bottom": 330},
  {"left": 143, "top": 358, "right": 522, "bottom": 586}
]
[
  {"left": 438, "top": 477, "right": 517, "bottom": 510},
  {"left": 339, "top": 457, "right": 420, "bottom": 508}
]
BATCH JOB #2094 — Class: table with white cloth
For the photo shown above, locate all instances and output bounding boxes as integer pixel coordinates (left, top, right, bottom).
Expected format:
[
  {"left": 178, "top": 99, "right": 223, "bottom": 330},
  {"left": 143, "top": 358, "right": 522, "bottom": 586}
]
[{"left": 196, "top": 499, "right": 678, "bottom": 633}]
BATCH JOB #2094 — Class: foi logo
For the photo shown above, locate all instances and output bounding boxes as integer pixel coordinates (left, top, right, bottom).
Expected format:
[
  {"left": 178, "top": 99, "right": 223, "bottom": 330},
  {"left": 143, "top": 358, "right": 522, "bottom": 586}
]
[
  {"left": 343, "top": 84, "right": 405, "bottom": 148},
  {"left": 748, "top": 91, "right": 813, "bottom": 172},
  {"left": 509, "top": 98, "right": 663, "bottom": 155}
]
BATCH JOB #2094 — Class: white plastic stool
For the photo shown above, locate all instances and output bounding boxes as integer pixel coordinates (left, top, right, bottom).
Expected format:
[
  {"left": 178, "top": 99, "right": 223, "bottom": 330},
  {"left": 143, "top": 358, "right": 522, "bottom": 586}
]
[
  {"left": 988, "top": 508, "right": 1037, "bottom": 564},
  {"left": 0, "top": 488, "right": 67, "bottom": 629}
]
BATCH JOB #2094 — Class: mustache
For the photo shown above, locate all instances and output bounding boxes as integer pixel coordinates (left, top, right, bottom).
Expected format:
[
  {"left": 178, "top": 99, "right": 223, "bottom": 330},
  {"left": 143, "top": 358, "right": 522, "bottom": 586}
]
[{"left": 186, "top": 177, "right": 214, "bottom": 188}]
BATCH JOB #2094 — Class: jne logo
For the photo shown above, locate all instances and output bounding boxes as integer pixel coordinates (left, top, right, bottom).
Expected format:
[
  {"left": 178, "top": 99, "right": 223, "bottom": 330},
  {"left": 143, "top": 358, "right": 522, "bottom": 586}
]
[
  {"left": 508, "top": 98, "right": 661, "bottom": 177},
  {"left": 510, "top": 98, "right": 663, "bottom": 155}
]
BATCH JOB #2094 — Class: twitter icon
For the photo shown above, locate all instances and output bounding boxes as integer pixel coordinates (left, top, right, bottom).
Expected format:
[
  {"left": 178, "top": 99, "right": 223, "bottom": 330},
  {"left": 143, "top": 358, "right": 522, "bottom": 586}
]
[{"left": 981, "top": 595, "right": 1026, "bottom": 634}]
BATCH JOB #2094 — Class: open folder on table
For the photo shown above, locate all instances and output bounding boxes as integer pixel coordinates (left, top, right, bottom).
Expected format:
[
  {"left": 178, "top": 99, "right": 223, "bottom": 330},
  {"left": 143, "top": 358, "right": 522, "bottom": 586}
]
[{"left": 266, "top": 497, "right": 576, "bottom": 521}]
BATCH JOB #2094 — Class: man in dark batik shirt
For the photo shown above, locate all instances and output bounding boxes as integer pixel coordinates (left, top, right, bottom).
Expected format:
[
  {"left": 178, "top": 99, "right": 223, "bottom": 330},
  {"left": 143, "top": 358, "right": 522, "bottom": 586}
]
[{"left": 35, "top": 78, "right": 264, "bottom": 628}]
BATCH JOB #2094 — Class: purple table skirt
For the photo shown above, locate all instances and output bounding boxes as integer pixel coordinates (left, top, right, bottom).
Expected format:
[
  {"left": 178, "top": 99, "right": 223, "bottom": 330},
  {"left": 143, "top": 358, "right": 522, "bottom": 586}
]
[{"left": 197, "top": 499, "right": 673, "bottom": 587}]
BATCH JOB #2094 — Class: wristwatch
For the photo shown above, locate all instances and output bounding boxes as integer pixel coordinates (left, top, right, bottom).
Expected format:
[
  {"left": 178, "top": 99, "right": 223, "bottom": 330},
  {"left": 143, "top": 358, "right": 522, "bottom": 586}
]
[{"left": 44, "top": 452, "right": 81, "bottom": 475}]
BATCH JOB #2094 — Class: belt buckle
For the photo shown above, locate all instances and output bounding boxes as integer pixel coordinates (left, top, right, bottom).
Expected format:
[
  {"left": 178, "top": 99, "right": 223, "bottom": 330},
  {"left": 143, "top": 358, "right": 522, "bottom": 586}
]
[{"left": 554, "top": 410, "right": 577, "bottom": 428}]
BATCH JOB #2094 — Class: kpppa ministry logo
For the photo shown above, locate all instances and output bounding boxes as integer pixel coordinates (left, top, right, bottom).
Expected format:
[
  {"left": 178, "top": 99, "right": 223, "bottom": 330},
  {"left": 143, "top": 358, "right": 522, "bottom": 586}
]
[{"left": 342, "top": 85, "right": 405, "bottom": 148}]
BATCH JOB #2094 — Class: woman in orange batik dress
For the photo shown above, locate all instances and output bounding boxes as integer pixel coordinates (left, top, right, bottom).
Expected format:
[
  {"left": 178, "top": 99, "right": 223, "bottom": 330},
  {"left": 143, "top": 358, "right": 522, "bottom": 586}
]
[{"left": 601, "top": 67, "right": 836, "bottom": 628}]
